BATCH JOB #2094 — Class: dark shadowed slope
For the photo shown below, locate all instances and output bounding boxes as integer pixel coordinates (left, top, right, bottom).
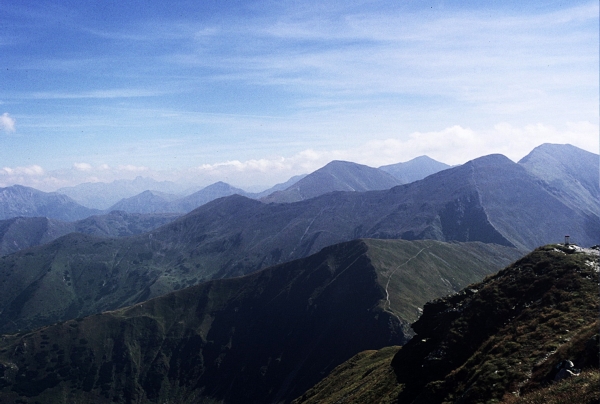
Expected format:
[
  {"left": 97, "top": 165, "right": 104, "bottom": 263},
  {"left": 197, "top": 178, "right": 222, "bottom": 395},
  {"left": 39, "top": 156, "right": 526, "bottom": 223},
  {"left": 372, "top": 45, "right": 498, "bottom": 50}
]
[
  {"left": 0, "top": 239, "right": 522, "bottom": 403},
  {"left": 0, "top": 235, "right": 520, "bottom": 336},
  {"left": 293, "top": 244, "right": 600, "bottom": 404},
  {"left": 0, "top": 185, "right": 100, "bottom": 221},
  {"left": 261, "top": 160, "right": 402, "bottom": 203},
  {"left": 379, "top": 155, "right": 451, "bottom": 183}
]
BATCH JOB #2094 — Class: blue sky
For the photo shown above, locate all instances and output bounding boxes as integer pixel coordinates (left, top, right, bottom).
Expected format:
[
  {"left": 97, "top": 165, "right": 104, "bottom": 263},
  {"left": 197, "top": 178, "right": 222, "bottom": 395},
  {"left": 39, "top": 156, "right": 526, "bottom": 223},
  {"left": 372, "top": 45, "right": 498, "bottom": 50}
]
[{"left": 1, "top": 0, "right": 598, "bottom": 191}]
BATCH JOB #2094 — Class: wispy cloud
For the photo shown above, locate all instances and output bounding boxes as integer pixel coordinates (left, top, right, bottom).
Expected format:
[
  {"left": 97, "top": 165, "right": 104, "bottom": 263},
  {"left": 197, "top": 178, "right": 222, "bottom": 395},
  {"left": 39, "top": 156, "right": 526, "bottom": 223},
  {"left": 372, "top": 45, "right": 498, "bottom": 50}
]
[
  {"left": 28, "top": 89, "right": 168, "bottom": 100},
  {"left": 0, "top": 165, "right": 48, "bottom": 189},
  {"left": 0, "top": 113, "right": 16, "bottom": 133},
  {"left": 2, "top": 121, "right": 594, "bottom": 192},
  {"left": 1, "top": 1, "right": 597, "bottom": 188},
  {"left": 118, "top": 164, "right": 149, "bottom": 172},
  {"left": 1, "top": 165, "right": 44, "bottom": 176}
]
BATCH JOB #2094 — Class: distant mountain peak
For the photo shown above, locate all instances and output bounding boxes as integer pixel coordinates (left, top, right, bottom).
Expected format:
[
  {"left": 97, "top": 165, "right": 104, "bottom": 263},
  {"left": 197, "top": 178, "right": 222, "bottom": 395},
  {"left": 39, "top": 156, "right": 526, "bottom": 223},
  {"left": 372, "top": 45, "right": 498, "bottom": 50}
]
[
  {"left": 517, "top": 143, "right": 599, "bottom": 217},
  {"left": 0, "top": 185, "right": 100, "bottom": 221},
  {"left": 323, "top": 159, "right": 361, "bottom": 167},
  {"left": 202, "top": 181, "right": 239, "bottom": 190},
  {"left": 379, "top": 155, "right": 450, "bottom": 184},
  {"left": 469, "top": 153, "right": 514, "bottom": 165},
  {"left": 261, "top": 160, "right": 401, "bottom": 203}
]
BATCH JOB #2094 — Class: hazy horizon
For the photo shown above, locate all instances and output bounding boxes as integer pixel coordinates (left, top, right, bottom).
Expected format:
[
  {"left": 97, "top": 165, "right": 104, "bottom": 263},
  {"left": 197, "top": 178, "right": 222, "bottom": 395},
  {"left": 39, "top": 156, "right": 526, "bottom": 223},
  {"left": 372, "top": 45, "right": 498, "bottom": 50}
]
[{"left": 1, "top": 1, "right": 598, "bottom": 191}]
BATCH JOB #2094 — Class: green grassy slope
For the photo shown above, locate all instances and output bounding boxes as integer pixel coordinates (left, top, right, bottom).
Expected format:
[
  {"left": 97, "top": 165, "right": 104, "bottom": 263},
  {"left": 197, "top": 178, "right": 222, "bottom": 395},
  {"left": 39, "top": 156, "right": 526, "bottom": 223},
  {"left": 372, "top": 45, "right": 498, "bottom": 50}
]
[
  {"left": 0, "top": 225, "right": 520, "bottom": 335},
  {"left": 292, "top": 244, "right": 599, "bottom": 404},
  {"left": 365, "top": 239, "right": 519, "bottom": 325},
  {"left": 292, "top": 346, "right": 402, "bottom": 404},
  {"left": 0, "top": 239, "right": 520, "bottom": 403}
]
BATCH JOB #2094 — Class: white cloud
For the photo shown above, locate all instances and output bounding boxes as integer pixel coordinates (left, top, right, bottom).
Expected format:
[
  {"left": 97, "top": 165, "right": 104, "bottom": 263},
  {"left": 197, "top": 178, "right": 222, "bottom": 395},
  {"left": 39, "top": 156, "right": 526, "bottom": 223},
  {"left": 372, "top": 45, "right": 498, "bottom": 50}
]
[
  {"left": 0, "top": 113, "right": 16, "bottom": 133},
  {"left": 0, "top": 122, "right": 597, "bottom": 192},
  {"left": 0, "top": 165, "right": 47, "bottom": 189},
  {"left": 1, "top": 165, "right": 44, "bottom": 176},
  {"left": 73, "top": 162, "right": 93, "bottom": 171},
  {"left": 333, "top": 121, "right": 599, "bottom": 166},
  {"left": 186, "top": 121, "right": 599, "bottom": 185}
]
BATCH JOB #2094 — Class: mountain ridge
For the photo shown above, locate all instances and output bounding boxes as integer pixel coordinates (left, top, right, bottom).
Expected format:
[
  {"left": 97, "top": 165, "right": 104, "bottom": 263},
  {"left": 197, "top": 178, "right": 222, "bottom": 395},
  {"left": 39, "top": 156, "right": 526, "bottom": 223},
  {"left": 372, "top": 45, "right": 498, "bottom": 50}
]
[
  {"left": 0, "top": 185, "right": 101, "bottom": 221},
  {"left": 0, "top": 148, "right": 597, "bottom": 333},
  {"left": 56, "top": 176, "right": 188, "bottom": 210},
  {"left": 0, "top": 211, "right": 180, "bottom": 256},
  {"left": 260, "top": 160, "right": 402, "bottom": 203},
  {"left": 379, "top": 155, "right": 451, "bottom": 183},
  {"left": 0, "top": 238, "right": 523, "bottom": 403},
  {"left": 293, "top": 244, "right": 600, "bottom": 404},
  {"left": 518, "top": 143, "right": 600, "bottom": 217}
]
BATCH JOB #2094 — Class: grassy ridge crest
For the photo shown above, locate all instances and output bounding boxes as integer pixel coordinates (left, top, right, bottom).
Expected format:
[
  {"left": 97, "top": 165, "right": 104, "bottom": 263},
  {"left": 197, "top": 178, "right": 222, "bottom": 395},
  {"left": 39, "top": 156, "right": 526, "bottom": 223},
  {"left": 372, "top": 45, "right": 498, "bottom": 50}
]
[{"left": 293, "top": 244, "right": 600, "bottom": 404}]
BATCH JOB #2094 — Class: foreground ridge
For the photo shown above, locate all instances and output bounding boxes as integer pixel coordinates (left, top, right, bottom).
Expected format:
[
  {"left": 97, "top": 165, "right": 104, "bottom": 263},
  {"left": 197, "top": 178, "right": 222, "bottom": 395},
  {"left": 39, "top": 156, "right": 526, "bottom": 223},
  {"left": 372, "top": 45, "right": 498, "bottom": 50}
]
[{"left": 293, "top": 244, "right": 600, "bottom": 404}]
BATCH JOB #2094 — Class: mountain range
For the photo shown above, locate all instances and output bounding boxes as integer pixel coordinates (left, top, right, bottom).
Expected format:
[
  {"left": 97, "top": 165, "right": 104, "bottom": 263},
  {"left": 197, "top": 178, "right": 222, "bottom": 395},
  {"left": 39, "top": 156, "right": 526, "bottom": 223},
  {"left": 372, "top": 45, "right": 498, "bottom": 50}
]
[
  {"left": 0, "top": 211, "right": 180, "bottom": 256},
  {"left": 0, "top": 143, "right": 597, "bottom": 403},
  {"left": 85, "top": 158, "right": 447, "bottom": 212},
  {"left": 1, "top": 156, "right": 449, "bottom": 220},
  {"left": 56, "top": 177, "right": 188, "bottom": 210},
  {"left": 0, "top": 238, "right": 521, "bottom": 403},
  {"left": 108, "top": 182, "right": 251, "bottom": 214},
  {"left": 56, "top": 174, "right": 309, "bottom": 211},
  {"left": 0, "top": 145, "right": 597, "bottom": 335},
  {"left": 0, "top": 155, "right": 453, "bottom": 253}
]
